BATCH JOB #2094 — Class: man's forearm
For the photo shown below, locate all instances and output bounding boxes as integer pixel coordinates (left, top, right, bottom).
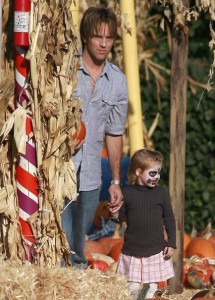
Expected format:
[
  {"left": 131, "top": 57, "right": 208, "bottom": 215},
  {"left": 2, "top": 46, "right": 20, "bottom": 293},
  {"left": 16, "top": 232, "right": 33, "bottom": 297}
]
[{"left": 105, "top": 134, "right": 123, "bottom": 180}]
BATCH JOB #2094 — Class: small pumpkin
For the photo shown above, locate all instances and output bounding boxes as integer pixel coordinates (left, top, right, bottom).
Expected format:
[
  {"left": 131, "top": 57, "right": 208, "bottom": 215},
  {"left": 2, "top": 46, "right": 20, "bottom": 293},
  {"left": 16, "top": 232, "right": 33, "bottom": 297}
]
[
  {"left": 157, "top": 281, "right": 167, "bottom": 289},
  {"left": 109, "top": 239, "right": 124, "bottom": 261},
  {"left": 89, "top": 259, "right": 110, "bottom": 272},
  {"left": 84, "top": 240, "right": 106, "bottom": 255},
  {"left": 97, "top": 237, "right": 124, "bottom": 255},
  {"left": 71, "top": 120, "right": 86, "bottom": 146}
]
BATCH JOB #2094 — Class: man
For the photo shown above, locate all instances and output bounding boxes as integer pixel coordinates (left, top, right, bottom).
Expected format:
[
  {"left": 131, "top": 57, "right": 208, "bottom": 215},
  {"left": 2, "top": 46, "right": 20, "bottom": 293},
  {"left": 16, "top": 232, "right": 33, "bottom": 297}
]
[{"left": 61, "top": 7, "right": 128, "bottom": 268}]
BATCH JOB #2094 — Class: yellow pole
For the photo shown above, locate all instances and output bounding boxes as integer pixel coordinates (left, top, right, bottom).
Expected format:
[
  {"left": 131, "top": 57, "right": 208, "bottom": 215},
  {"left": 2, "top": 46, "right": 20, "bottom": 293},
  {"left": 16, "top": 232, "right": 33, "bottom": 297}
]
[
  {"left": 70, "top": 0, "right": 80, "bottom": 46},
  {"left": 119, "top": 0, "right": 144, "bottom": 155}
]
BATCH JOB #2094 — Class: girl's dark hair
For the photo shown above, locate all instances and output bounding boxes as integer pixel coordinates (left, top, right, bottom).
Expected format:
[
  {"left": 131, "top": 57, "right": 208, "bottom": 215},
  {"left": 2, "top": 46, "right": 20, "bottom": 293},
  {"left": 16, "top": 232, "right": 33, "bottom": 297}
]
[
  {"left": 128, "top": 149, "right": 163, "bottom": 184},
  {"left": 80, "top": 7, "right": 117, "bottom": 48}
]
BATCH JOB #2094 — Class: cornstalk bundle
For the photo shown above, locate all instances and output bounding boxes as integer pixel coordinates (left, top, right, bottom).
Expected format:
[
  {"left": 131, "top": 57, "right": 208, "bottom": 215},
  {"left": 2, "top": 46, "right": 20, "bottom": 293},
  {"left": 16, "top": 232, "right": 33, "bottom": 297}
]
[
  {"left": 0, "top": 0, "right": 81, "bottom": 266},
  {"left": 0, "top": 0, "right": 23, "bottom": 261}
]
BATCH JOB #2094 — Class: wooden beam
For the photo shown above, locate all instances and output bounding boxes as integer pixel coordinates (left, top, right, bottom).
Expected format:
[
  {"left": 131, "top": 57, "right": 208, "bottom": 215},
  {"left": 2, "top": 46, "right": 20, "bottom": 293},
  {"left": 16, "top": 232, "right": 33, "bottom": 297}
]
[{"left": 168, "top": 3, "right": 189, "bottom": 294}]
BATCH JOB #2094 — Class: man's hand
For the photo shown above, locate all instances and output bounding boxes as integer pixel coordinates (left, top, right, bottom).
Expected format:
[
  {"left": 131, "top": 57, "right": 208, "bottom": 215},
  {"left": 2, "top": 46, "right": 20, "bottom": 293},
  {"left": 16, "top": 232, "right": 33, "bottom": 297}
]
[{"left": 108, "top": 184, "right": 123, "bottom": 208}]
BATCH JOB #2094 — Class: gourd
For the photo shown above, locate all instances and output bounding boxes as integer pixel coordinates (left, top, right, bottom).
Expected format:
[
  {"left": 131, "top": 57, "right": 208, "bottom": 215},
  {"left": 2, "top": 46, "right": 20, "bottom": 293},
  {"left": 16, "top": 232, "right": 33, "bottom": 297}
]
[{"left": 187, "top": 264, "right": 214, "bottom": 289}]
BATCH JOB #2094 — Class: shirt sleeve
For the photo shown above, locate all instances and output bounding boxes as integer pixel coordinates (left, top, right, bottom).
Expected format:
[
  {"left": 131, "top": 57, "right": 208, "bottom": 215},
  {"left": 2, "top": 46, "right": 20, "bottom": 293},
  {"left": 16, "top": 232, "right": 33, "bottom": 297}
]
[
  {"left": 162, "top": 188, "right": 177, "bottom": 249},
  {"left": 105, "top": 74, "right": 128, "bottom": 135}
]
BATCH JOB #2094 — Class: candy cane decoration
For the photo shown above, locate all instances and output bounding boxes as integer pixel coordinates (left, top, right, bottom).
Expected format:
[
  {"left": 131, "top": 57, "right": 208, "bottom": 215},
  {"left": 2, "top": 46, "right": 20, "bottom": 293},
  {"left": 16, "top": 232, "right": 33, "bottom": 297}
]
[{"left": 14, "top": 0, "right": 39, "bottom": 263}]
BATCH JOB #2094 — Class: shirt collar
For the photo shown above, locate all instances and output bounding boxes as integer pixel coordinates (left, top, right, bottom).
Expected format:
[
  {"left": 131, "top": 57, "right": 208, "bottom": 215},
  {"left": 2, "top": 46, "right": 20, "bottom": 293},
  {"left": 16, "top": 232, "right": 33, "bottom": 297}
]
[{"left": 79, "top": 50, "right": 110, "bottom": 81}]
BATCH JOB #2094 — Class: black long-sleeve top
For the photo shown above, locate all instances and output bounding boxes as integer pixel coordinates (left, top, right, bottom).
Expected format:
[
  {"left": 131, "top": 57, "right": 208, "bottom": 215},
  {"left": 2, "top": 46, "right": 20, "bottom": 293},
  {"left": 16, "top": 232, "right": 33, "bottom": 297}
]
[{"left": 114, "top": 184, "right": 176, "bottom": 257}]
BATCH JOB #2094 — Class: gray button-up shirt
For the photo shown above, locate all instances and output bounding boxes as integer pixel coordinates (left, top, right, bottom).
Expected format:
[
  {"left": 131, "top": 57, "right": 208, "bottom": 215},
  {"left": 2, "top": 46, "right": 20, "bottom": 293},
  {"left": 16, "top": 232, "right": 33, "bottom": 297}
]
[{"left": 72, "top": 59, "right": 128, "bottom": 191}]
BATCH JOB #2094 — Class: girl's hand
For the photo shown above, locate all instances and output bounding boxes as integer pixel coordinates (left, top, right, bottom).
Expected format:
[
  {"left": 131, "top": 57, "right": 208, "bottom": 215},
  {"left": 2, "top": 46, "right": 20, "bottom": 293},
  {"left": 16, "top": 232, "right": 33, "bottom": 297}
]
[
  {"left": 163, "top": 246, "right": 175, "bottom": 258},
  {"left": 108, "top": 201, "right": 123, "bottom": 214}
]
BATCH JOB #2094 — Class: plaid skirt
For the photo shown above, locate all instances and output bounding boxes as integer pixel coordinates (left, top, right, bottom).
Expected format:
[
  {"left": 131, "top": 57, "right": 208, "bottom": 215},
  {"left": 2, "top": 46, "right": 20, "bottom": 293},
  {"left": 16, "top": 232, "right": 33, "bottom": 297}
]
[{"left": 116, "top": 251, "right": 174, "bottom": 283}]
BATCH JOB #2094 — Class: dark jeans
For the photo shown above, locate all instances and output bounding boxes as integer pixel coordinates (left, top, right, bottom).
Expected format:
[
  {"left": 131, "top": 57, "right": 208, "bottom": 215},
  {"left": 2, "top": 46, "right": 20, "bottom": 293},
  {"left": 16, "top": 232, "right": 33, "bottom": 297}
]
[{"left": 61, "top": 187, "right": 101, "bottom": 268}]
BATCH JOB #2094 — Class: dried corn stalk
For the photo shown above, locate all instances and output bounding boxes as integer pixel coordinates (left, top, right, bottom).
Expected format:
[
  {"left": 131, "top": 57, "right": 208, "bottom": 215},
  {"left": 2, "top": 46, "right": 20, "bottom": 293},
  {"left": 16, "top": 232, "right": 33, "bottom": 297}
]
[
  {"left": 0, "top": 175, "right": 25, "bottom": 261},
  {"left": 0, "top": 0, "right": 23, "bottom": 262},
  {"left": 0, "top": 0, "right": 82, "bottom": 266},
  {"left": 24, "top": 0, "right": 82, "bottom": 266}
]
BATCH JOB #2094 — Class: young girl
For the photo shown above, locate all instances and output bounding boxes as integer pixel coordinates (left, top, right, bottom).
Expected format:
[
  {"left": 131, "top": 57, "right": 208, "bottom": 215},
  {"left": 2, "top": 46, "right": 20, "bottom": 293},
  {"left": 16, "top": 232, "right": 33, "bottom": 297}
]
[{"left": 109, "top": 149, "right": 176, "bottom": 300}]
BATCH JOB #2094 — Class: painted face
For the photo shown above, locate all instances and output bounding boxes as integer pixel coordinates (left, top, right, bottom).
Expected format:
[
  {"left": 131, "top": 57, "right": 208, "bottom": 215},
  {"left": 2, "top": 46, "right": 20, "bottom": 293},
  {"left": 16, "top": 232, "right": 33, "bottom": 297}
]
[
  {"left": 84, "top": 23, "right": 114, "bottom": 63},
  {"left": 136, "top": 163, "right": 162, "bottom": 188}
]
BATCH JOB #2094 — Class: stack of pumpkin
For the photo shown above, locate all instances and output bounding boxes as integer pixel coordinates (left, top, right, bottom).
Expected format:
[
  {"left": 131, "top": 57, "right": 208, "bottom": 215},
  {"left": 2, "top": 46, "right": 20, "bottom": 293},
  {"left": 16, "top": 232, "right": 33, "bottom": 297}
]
[
  {"left": 183, "top": 224, "right": 215, "bottom": 290},
  {"left": 84, "top": 236, "right": 124, "bottom": 272}
]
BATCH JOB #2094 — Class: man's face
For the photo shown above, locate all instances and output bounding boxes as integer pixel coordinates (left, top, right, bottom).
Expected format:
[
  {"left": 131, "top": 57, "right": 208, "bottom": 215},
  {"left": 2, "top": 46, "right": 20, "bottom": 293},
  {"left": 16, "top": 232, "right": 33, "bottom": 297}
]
[
  {"left": 84, "top": 23, "right": 114, "bottom": 62},
  {"left": 136, "top": 163, "right": 162, "bottom": 188}
]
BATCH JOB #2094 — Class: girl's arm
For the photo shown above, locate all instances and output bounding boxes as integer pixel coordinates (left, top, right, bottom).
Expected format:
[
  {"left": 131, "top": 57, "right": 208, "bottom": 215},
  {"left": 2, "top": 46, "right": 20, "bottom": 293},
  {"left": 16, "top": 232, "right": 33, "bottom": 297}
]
[
  {"left": 108, "top": 196, "right": 125, "bottom": 223},
  {"left": 108, "top": 201, "right": 122, "bottom": 222},
  {"left": 163, "top": 189, "right": 177, "bottom": 249}
]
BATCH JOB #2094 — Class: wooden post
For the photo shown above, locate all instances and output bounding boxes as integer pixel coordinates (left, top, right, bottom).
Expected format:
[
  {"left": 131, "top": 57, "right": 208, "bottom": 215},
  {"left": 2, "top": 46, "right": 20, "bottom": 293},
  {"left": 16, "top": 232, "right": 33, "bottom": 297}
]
[
  {"left": 168, "top": 2, "right": 189, "bottom": 294},
  {"left": 119, "top": 0, "right": 144, "bottom": 155}
]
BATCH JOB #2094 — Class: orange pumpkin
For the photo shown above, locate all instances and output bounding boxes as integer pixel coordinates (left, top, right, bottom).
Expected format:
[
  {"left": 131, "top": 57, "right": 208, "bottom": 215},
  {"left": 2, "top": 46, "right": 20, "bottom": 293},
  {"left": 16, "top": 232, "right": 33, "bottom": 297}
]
[
  {"left": 84, "top": 250, "right": 93, "bottom": 262},
  {"left": 109, "top": 239, "right": 124, "bottom": 261},
  {"left": 184, "top": 232, "right": 192, "bottom": 257},
  {"left": 84, "top": 240, "right": 106, "bottom": 255},
  {"left": 209, "top": 236, "right": 215, "bottom": 244},
  {"left": 157, "top": 281, "right": 167, "bottom": 289},
  {"left": 101, "top": 147, "right": 108, "bottom": 158},
  {"left": 93, "top": 200, "right": 110, "bottom": 228},
  {"left": 186, "top": 238, "right": 215, "bottom": 259},
  {"left": 71, "top": 120, "right": 86, "bottom": 146},
  {"left": 89, "top": 259, "right": 110, "bottom": 272},
  {"left": 97, "top": 237, "right": 124, "bottom": 255}
]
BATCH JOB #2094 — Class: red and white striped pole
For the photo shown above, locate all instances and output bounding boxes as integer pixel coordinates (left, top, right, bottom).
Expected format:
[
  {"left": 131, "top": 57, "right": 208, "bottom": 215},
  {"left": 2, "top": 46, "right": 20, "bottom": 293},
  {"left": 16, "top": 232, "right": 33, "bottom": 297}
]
[{"left": 14, "top": 0, "right": 39, "bottom": 263}]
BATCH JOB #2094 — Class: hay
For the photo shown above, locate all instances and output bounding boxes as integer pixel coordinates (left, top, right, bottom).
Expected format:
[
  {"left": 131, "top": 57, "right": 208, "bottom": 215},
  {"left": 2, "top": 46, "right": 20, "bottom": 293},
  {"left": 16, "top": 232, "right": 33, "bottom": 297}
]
[
  {"left": 0, "top": 258, "right": 203, "bottom": 300},
  {"left": 170, "top": 289, "right": 200, "bottom": 300},
  {"left": 0, "top": 259, "right": 132, "bottom": 300}
]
